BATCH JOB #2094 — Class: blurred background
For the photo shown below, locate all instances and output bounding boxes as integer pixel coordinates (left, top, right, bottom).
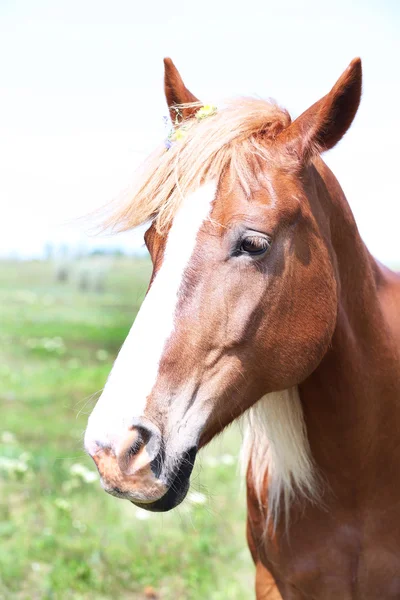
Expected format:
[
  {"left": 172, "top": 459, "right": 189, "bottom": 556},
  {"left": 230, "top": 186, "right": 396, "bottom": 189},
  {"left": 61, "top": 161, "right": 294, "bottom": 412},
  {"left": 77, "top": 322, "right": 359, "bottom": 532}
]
[{"left": 0, "top": 1, "right": 399, "bottom": 598}]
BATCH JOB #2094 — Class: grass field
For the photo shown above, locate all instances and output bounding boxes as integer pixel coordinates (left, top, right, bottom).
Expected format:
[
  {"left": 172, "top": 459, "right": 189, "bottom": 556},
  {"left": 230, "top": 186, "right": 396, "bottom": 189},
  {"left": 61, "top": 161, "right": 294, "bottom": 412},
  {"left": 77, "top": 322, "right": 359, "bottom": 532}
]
[{"left": 0, "top": 258, "right": 253, "bottom": 599}]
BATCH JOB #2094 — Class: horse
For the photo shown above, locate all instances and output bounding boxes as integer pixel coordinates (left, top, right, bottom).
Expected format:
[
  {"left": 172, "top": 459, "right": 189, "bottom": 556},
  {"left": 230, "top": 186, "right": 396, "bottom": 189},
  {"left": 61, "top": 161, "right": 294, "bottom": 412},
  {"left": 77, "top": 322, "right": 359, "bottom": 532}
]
[{"left": 84, "top": 57, "right": 400, "bottom": 598}]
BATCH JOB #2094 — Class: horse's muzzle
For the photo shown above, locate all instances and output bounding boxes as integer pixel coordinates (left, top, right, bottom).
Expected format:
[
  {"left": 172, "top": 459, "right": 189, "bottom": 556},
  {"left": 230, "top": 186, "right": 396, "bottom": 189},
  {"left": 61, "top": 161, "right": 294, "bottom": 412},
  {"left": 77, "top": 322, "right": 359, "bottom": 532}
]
[
  {"left": 85, "top": 417, "right": 197, "bottom": 511},
  {"left": 131, "top": 446, "right": 197, "bottom": 512}
]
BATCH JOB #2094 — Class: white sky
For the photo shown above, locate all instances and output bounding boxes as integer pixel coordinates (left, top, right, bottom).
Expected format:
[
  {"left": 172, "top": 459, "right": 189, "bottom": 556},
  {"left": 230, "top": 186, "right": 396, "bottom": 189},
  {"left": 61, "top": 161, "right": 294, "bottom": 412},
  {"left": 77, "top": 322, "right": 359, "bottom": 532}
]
[{"left": 0, "top": 0, "right": 399, "bottom": 263}]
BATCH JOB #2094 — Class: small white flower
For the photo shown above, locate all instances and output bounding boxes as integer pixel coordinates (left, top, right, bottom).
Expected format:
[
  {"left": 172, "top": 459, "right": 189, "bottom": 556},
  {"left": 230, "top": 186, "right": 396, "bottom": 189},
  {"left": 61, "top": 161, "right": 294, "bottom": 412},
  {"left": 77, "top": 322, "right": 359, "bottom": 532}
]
[
  {"left": 38, "top": 337, "right": 65, "bottom": 353},
  {"left": 69, "top": 463, "right": 86, "bottom": 476},
  {"left": 73, "top": 520, "right": 87, "bottom": 533},
  {"left": 135, "top": 509, "right": 151, "bottom": 521},
  {"left": 54, "top": 498, "right": 71, "bottom": 512},
  {"left": 14, "top": 460, "right": 28, "bottom": 474},
  {"left": 1, "top": 431, "right": 16, "bottom": 445},
  {"left": 96, "top": 349, "right": 109, "bottom": 361},
  {"left": 221, "top": 454, "right": 235, "bottom": 466},
  {"left": 69, "top": 463, "right": 98, "bottom": 483},
  {"left": 0, "top": 456, "right": 29, "bottom": 478},
  {"left": 187, "top": 491, "right": 207, "bottom": 505},
  {"left": 82, "top": 470, "right": 98, "bottom": 483}
]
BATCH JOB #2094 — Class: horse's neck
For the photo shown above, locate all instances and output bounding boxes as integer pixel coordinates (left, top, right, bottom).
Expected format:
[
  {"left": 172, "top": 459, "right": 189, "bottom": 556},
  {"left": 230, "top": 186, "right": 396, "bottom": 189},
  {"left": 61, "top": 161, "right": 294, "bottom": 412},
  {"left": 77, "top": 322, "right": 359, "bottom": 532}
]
[{"left": 300, "top": 159, "right": 400, "bottom": 493}]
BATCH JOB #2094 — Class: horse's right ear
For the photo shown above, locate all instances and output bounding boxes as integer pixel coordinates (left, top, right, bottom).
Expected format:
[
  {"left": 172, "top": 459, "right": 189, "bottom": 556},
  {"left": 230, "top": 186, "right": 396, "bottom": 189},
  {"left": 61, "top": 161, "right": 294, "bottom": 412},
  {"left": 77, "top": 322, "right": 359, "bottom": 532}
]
[
  {"left": 279, "top": 58, "right": 362, "bottom": 162},
  {"left": 164, "top": 58, "right": 200, "bottom": 123}
]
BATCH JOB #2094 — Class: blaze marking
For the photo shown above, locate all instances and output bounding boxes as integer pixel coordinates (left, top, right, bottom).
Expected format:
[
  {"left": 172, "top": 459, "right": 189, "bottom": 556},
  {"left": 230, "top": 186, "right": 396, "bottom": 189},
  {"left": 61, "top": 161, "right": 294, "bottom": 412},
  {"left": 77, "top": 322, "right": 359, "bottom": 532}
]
[{"left": 85, "top": 182, "right": 217, "bottom": 453}]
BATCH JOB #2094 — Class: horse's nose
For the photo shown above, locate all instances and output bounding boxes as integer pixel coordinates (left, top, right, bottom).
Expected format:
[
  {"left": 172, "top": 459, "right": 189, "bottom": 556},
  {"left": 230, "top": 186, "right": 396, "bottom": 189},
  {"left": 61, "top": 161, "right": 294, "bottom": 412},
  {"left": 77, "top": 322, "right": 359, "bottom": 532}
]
[{"left": 85, "top": 418, "right": 166, "bottom": 502}]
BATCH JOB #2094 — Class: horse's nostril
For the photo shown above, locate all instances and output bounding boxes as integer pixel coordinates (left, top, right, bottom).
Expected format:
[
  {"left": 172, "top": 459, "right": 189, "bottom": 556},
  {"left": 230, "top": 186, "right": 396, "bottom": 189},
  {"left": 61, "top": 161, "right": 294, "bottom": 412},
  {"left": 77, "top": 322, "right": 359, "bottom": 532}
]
[
  {"left": 126, "top": 428, "right": 146, "bottom": 458},
  {"left": 116, "top": 418, "right": 162, "bottom": 475}
]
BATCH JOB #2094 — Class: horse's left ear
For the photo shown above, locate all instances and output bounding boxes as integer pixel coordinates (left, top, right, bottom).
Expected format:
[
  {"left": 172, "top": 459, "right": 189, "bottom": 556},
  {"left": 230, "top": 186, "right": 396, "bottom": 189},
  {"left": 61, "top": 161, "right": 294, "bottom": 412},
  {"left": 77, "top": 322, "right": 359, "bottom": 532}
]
[
  {"left": 280, "top": 58, "right": 362, "bottom": 161},
  {"left": 164, "top": 57, "right": 200, "bottom": 123}
]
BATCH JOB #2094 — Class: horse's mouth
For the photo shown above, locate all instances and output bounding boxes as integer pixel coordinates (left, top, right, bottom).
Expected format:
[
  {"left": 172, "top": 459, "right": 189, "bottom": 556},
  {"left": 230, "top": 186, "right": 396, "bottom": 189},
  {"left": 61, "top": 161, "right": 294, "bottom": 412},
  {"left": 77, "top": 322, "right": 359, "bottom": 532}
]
[
  {"left": 132, "top": 446, "right": 197, "bottom": 513},
  {"left": 131, "top": 478, "right": 190, "bottom": 512}
]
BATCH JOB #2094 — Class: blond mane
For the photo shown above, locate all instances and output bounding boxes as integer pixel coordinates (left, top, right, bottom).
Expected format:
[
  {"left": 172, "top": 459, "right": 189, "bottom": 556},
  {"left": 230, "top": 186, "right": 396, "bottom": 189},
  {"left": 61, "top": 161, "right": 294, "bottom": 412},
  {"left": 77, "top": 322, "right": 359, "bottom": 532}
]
[
  {"left": 241, "top": 388, "right": 321, "bottom": 529},
  {"left": 103, "top": 97, "right": 291, "bottom": 234}
]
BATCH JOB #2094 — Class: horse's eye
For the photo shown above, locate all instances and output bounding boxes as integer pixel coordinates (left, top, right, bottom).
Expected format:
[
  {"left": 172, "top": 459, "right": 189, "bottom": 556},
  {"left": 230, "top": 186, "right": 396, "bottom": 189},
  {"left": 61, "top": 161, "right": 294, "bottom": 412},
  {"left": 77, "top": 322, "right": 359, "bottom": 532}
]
[{"left": 239, "top": 235, "right": 271, "bottom": 256}]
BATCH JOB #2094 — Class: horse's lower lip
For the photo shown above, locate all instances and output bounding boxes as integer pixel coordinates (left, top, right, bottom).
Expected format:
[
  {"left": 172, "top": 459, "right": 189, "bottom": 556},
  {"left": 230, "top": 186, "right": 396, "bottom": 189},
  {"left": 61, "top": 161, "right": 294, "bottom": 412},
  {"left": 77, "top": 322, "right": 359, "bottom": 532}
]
[
  {"left": 131, "top": 446, "right": 197, "bottom": 513},
  {"left": 131, "top": 478, "right": 190, "bottom": 512}
]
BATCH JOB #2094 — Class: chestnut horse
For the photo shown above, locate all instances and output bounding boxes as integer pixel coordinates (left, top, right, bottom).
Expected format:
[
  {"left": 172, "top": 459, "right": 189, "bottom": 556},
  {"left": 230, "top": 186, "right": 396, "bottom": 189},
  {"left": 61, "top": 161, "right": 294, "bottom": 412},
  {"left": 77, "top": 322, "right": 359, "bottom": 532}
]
[{"left": 85, "top": 58, "right": 400, "bottom": 598}]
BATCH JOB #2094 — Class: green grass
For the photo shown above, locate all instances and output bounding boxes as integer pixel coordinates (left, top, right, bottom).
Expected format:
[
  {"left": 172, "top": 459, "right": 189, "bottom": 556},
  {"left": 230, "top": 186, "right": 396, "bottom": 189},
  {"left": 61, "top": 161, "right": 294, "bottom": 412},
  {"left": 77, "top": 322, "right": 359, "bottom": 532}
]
[{"left": 0, "top": 259, "right": 253, "bottom": 599}]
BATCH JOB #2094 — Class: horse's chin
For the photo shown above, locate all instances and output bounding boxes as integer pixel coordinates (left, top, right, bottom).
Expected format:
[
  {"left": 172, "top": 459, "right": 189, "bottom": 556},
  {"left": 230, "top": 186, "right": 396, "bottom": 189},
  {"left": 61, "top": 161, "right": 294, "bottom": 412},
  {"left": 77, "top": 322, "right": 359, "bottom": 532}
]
[{"left": 131, "top": 478, "right": 190, "bottom": 513}]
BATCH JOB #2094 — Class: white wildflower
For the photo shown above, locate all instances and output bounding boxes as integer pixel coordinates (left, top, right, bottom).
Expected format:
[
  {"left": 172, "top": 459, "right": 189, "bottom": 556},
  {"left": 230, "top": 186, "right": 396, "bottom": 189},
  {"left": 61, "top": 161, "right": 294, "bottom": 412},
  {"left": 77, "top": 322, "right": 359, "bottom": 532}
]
[
  {"left": 0, "top": 456, "right": 29, "bottom": 479},
  {"left": 69, "top": 463, "right": 98, "bottom": 483},
  {"left": 54, "top": 498, "right": 71, "bottom": 512},
  {"left": 96, "top": 349, "right": 109, "bottom": 361},
  {"left": 187, "top": 491, "right": 207, "bottom": 505},
  {"left": 135, "top": 509, "right": 151, "bottom": 521},
  {"left": 73, "top": 520, "right": 87, "bottom": 533},
  {"left": 1, "top": 431, "right": 16, "bottom": 445},
  {"left": 26, "top": 337, "right": 65, "bottom": 353},
  {"left": 221, "top": 454, "right": 235, "bottom": 466}
]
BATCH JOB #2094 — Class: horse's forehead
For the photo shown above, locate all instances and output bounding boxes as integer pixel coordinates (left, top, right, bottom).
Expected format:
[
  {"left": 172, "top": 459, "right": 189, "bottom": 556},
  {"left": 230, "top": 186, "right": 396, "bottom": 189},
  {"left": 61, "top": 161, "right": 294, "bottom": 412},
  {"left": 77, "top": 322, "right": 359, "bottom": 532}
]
[
  {"left": 146, "top": 170, "right": 304, "bottom": 266},
  {"left": 209, "top": 170, "right": 304, "bottom": 230}
]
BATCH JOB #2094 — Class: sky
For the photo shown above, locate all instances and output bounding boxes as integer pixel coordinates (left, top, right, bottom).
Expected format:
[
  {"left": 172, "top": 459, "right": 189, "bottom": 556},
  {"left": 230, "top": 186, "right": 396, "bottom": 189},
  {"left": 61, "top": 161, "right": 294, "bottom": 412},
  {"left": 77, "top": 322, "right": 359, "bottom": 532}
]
[{"left": 0, "top": 0, "right": 399, "bottom": 263}]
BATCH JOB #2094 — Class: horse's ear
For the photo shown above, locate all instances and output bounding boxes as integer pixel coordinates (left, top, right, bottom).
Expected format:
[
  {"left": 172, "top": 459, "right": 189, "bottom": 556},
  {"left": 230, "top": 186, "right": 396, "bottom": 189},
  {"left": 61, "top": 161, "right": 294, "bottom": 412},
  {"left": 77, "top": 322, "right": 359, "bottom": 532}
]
[
  {"left": 164, "top": 57, "right": 200, "bottom": 123},
  {"left": 280, "top": 58, "right": 362, "bottom": 161}
]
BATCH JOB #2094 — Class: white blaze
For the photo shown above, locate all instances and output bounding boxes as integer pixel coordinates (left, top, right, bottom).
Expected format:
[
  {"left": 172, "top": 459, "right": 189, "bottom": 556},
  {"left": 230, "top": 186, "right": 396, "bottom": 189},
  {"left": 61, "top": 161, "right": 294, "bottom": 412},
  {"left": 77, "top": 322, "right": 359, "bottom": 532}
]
[{"left": 84, "top": 182, "right": 217, "bottom": 452}]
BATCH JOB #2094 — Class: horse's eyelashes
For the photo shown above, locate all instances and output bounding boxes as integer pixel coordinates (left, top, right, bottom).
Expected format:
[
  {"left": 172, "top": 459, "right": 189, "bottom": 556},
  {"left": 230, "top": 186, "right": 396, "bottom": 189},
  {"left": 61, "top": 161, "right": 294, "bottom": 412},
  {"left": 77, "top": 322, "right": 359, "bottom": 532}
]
[{"left": 239, "top": 234, "right": 271, "bottom": 257}]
